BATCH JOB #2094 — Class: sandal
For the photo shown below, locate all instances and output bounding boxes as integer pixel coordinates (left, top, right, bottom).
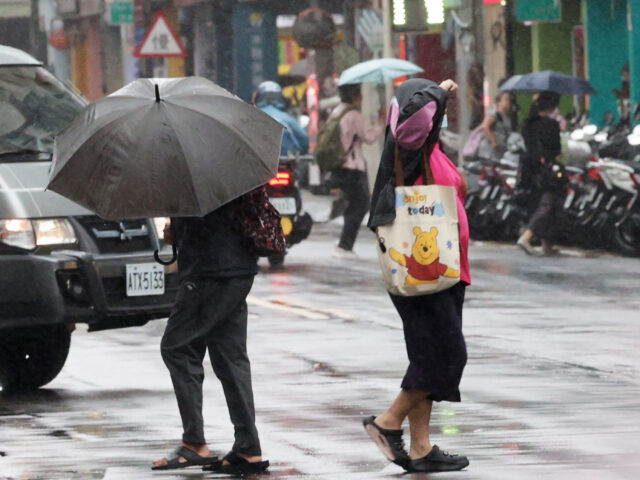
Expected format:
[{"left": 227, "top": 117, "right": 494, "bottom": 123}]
[
  {"left": 362, "top": 416, "right": 410, "bottom": 468},
  {"left": 408, "top": 445, "right": 469, "bottom": 473},
  {"left": 151, "top": 445, "right": 219, "bottom": 471},
  {"left": 203, "top": 451, "right": 269, "bottom": 474}
]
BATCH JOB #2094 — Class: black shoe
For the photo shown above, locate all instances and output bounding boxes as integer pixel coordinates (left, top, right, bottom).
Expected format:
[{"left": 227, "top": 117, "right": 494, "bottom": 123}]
[
  {"left": 362, "top": 416, "right": 410, "bottom": 468},
  {"left": 408, "top": 445, "right": 469, "bottom": 473}
]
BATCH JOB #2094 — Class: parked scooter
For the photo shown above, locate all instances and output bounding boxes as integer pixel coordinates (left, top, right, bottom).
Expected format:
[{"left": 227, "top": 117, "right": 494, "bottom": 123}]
[{"left": 265, "top": 155, "right": 313, "bottom": 266}]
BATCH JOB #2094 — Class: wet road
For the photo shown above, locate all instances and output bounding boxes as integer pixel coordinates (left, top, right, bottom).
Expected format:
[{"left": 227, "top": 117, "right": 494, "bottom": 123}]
[{"left": 1, "top": 223, "right": 640, "bottom": 480}]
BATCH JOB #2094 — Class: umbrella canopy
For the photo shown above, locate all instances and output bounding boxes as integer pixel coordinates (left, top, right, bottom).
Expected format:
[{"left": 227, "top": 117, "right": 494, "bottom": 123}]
[
  {"left": 500, "top": 70, "right": 596, "bottom": 95},
  {"left": 337, "top": 58, "right": 423, "bottom": 86},
  {"left": 48, "top": 77, "right": 284, "bottom": 220}
]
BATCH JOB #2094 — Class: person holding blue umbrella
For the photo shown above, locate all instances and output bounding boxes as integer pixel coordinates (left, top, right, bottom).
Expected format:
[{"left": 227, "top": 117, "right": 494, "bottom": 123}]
[{"left": 330, "top": 83, "right": 384, "bottom": 258}]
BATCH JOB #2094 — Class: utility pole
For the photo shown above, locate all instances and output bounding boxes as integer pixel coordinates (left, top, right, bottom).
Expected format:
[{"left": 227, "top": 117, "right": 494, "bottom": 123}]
[{"left": 382, "top": 0, "right": 394, "bottom": 103}]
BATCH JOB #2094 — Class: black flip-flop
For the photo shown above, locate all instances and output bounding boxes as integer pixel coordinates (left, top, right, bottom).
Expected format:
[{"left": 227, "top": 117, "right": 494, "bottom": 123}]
[
  {"left": 151, "top": 445, "right": 219, "bottom": 471},
  {"left": 363, "top": 416, "right": 410, "bottom": 468},
  {"left": 203, "top": 451, "right": 269, "bottom": 474}
]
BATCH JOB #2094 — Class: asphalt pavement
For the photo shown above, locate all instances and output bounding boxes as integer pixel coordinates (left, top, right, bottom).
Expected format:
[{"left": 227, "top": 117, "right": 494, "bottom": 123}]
[{"left": 1, "top": 218, "right": 639, "bottom": 480}]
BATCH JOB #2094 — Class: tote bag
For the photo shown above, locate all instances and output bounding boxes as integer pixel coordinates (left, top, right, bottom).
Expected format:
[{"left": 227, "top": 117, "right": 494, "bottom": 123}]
[{"left": 376, "top": 145, "right": 461, "bottom": 296}]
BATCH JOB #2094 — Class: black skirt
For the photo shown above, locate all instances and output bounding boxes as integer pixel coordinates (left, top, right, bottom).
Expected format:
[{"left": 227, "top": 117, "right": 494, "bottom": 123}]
[{"left": 390, "top": 283, "right": 467, "bottom": 402}]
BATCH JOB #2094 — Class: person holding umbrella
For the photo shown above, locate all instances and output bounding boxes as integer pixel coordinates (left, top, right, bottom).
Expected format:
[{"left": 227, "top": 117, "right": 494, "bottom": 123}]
[
  {"left": 149, "top": 201, "right": 269, "bottom": 473},
  {"left": 517, "top": 92, "right": 564, "bottom": 256},
  {"left": 47, "top": 77, "right": 283, "bottom": 474},
  {"left": 330, "top": 83, "right": 384, "bottom": 258},
  {"left": 364, "top": 78, "right": 470, "bottom": 473}
]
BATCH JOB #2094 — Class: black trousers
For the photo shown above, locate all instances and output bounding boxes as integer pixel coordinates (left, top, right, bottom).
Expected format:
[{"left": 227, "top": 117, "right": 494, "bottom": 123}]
[
  {"left": 160, "top": 275, "right": 261, "bottom": 456},
  {"left": 332, "top": 169, "right": 370, "bottom": 251}
]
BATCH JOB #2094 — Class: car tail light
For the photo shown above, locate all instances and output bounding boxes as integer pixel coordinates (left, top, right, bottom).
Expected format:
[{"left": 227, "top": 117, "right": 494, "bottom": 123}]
[{"left": 269, "top": 171, "right": 291, "bottom": 186}]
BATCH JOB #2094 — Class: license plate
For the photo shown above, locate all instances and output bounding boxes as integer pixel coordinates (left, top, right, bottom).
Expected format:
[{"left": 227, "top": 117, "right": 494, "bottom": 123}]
[
  {"left": 270, "top": 197, "right": 297, "bottom": 215},
  {"left": 126, "top": 263, "right": 165, "bottom": 297}
]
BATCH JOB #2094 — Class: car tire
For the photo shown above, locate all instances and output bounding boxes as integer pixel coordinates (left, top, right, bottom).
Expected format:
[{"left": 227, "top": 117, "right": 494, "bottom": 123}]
[{"left": 0, "top": 325, "right": 72, "bottom": 392}]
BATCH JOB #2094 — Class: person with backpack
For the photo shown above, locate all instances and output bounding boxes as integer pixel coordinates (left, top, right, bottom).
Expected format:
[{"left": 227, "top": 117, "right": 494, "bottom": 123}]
[
  {"left": 253, "top": 81, "right": 309, "bottom": 156},
  {"left": 318, "top": 83, "right": 383, "bottom": 258},
  {"left": 151, "top": 192, "right": 279, "bottom": 474}
]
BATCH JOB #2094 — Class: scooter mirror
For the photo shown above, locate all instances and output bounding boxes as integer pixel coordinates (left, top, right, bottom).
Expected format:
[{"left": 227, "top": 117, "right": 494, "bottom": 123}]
[
  {"left": 594, "top": 132, "right": 608, "bottom": 143},
  {"left": 570, "top": 129, "right": 585, "bottom": 141},
  {"left": 627, "top": 134, "right": 640, "bottom": 146}
]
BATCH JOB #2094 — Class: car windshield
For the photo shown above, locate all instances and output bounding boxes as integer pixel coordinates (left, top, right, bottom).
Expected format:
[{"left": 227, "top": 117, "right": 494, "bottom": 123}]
[{"left": 0, "top": 66, "right": 85, "bottom": 159}]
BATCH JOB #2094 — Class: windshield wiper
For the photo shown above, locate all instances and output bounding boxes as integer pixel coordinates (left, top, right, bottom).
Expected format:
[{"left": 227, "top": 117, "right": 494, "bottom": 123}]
[{"left": 0, "top": 149, "right": 52, "bottom": 161}]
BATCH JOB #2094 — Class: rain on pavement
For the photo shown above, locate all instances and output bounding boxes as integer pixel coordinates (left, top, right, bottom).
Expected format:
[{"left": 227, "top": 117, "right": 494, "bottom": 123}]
[{"left": 1, "top": 222, "right": 639, "bottom": 480}]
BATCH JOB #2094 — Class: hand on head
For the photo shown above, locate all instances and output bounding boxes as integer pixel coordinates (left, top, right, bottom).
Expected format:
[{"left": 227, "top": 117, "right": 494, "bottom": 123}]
[{"left": 439, "top": 79, "right": 459, "bottom": 93}]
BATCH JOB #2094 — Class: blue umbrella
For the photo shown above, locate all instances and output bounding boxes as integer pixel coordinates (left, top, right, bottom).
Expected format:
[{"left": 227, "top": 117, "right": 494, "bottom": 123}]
[
  {"left": 500, "top": 70, "right": 596, "bottom": 95},
  {"left": 338, "top": 58, "right": 424, "bottom": 86}
]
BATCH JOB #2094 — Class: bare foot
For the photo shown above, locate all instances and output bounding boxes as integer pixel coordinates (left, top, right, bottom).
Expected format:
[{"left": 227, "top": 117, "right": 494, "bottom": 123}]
[
  {"left": 373, "top": 412, "right": 402, "bottom": 431},
  {"left": 152, "top": 442, "right": 211, "bottom": 467},
  {"left": 222, "top": 453, "right": 262, "bottom": 466}
]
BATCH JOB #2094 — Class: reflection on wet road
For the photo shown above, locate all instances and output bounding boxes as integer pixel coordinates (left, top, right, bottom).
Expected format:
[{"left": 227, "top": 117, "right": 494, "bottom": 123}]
[{"left": 1, "top": 224, "right": 639, "bottom": 479}]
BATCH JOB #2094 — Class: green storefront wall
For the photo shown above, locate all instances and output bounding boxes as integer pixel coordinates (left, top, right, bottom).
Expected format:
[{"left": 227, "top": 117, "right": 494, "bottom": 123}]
[
  {"left": 512, "top": 0, "right": 581, "bottom": 123},
  {"left": 584, "top": 0, "right": 628, "bottom": 125},
  {"left": 629, "top": 0, "right": 640, "bottom": 120}
]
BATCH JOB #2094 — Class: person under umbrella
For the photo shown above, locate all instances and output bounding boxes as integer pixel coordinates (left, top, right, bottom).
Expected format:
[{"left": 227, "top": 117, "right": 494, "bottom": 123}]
[
  {"left": 152, "top": 201, "right": 269, "bottom": 474},
  {"left": 48, "top": 77, "right": 282, "bottom": 474},
  {"left": 364, "top": 78, "right": 470, "bottom": 473},
  {"left": 517, "top": 92, "right": 564, "bottom": 256},
  {"left": 330, "top": 83, "right": 384, "bottom": 258}
]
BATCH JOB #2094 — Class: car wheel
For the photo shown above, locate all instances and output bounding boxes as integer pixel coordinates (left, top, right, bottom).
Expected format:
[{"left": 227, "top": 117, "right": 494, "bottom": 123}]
[{"left": 0, "top": 325, "right": 72, "bottom": 392}]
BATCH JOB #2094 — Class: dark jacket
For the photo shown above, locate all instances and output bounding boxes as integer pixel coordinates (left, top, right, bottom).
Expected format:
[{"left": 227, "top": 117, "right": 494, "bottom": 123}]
[
  {"left": 368, "top": 79, "right": 449, "bottom": 230},
  {"left": 172, "top": 204, "right": 258, "bottom": 282},
  {"left": 520, "top": 116, "right": 562, "bottom": 193}
]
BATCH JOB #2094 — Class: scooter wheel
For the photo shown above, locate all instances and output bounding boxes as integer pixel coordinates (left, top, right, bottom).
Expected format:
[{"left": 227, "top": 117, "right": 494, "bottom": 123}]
[{"left": 268, "top": 254, "right": 286, "bottom": 267}]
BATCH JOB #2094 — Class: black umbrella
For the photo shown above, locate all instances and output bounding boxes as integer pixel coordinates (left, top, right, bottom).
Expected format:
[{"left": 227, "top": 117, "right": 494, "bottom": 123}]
[
  {"left": 48, "top": 77, "right": 284, "bottom": 221},
  {"left": 500, "top": 70, "right": 596, "bottom": 95}
]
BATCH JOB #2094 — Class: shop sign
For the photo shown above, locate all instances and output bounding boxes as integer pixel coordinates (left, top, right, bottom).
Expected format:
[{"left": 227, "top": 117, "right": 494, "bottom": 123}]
[
  {"left": 110, "top": 1, "right": 134, "bottom": 25},
  {"left": 57, "top": 0, "right": 78, "bottom": 16},
  {"left": 0, "top": 0, "right": 31, "bottom": 18},
  {"left": 357, "top": 9, "right": 384, "bottom": 53},
  {"left": 516, "top": 0, "right": 561, "bottom": 23}
]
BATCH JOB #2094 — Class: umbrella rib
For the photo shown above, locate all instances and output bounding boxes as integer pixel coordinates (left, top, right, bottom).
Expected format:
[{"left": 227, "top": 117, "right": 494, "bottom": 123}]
[{"left": 157, "top": 106, "right": 203, "bottom": 215}]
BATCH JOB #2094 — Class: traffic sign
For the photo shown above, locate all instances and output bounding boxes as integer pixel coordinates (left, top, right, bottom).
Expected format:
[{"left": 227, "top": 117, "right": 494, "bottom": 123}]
[
  {"left": 110, "top": 1, "right": 134, "bottom": 25},
  {"left": 133, "top": 12, "right": 187, "bottom": 58}
]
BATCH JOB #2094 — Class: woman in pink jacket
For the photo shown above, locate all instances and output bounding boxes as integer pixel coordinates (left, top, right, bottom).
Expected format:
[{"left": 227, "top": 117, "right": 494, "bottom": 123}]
[{"left": 364, "top": 78, "right": 470, "bottom": 474}]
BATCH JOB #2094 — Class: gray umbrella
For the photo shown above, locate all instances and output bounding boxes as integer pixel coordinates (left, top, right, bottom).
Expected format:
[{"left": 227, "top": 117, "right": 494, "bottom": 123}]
[
  {"left": 48, "top": 77, "right": 284, "bottom": 220},
  {"left": 499, "top": 70, "right": 596, "bottom": 95}
]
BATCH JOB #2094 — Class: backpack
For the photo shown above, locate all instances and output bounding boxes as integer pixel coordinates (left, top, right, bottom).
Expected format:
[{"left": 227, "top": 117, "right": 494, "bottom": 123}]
[
  {"left": 315, "top": 107, "right": 356, "bottom": 172},
  {"left": 231, "top": 185, "right": 286, "bottom": 257}
]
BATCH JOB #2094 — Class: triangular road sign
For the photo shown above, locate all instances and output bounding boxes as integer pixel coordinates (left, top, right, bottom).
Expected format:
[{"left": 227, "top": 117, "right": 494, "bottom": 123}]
[{"left": 134, "top": 12, "right": 187, "bottom": 58}]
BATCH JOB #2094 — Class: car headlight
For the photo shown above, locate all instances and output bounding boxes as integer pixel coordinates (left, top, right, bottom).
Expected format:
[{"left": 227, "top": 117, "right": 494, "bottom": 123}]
[
  {"left": 33, "top": 219, "right": 77, "bottom": 246},
  {"left": 153, "top": 217, "right": 170, "bottom": 240},
  {"left": 0, "top": 218, "right": 77, "bottom": 250},
  {"left": 0, "top": 219, "right": 36, "bottom": 250}
]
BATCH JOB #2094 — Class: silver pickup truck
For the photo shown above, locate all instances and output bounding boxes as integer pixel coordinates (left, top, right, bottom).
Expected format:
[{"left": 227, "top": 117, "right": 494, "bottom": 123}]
[{"left": 0, "top": 46, "right": 177, "bottom": 392}]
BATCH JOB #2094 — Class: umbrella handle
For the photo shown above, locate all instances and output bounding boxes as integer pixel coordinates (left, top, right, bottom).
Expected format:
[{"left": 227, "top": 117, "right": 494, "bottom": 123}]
[{"left": 154, "top": 244, "right": 177, "bottom": 266}]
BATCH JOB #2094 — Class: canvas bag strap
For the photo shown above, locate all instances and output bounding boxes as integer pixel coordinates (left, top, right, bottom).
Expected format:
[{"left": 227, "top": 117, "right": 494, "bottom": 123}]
[{"left": 394, "top": 142, "right": 435, "bottom": 187}]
